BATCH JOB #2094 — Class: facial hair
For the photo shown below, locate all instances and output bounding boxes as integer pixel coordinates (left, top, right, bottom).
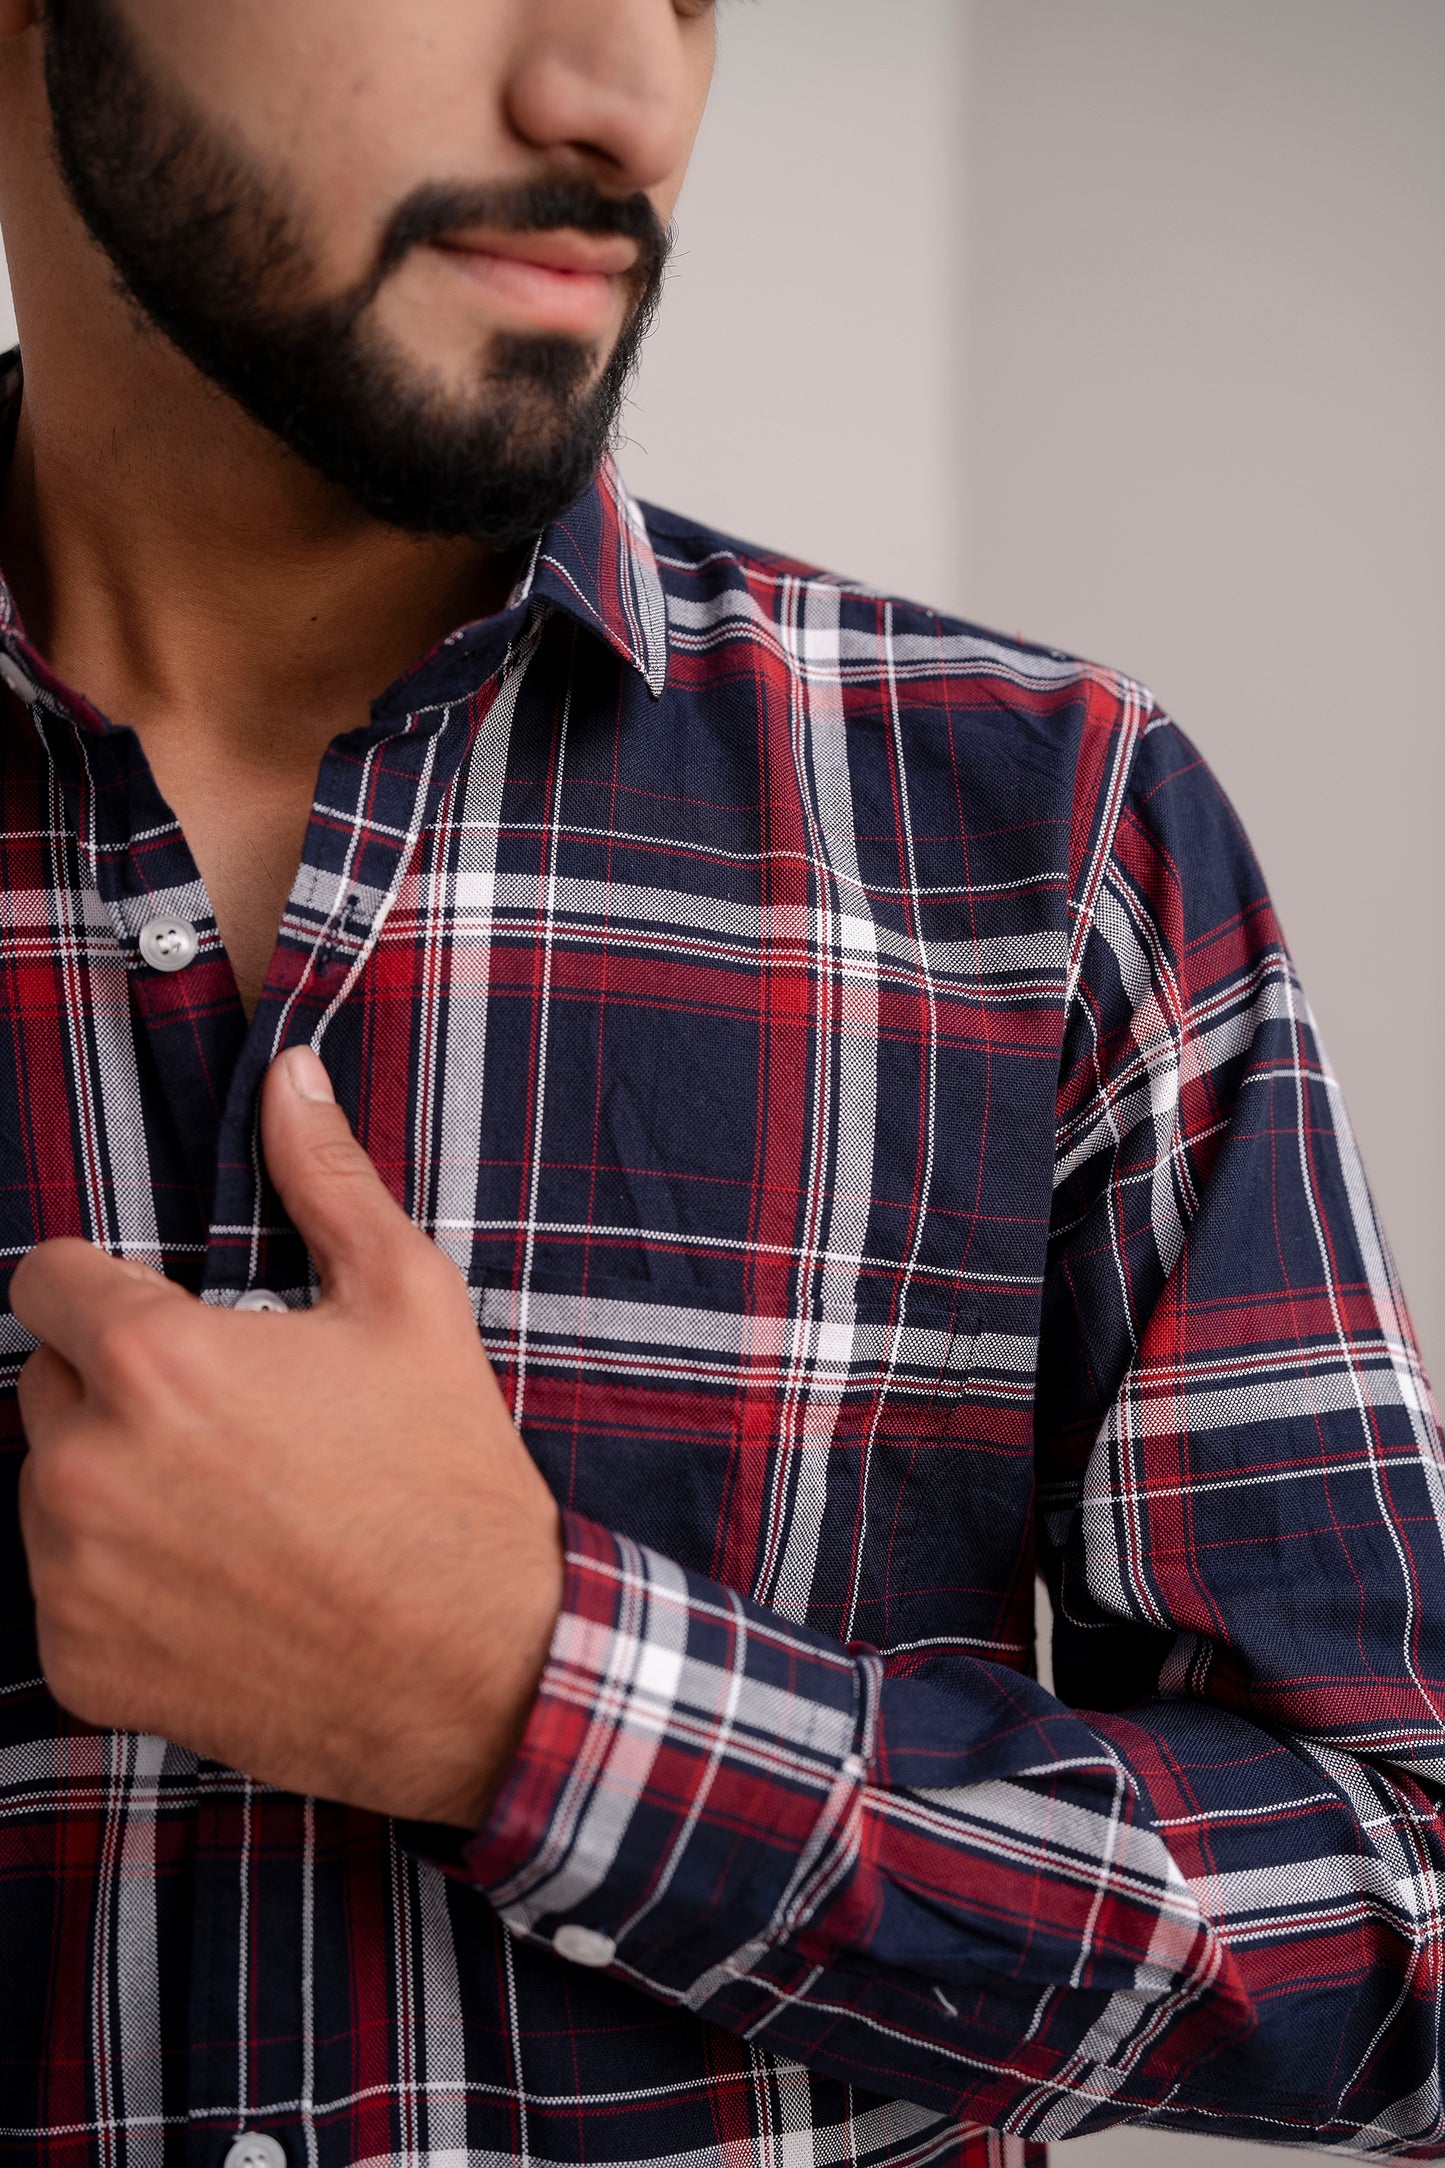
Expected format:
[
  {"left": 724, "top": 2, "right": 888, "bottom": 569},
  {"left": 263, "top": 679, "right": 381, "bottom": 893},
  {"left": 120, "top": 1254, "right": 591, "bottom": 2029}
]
[{"left": 39, "top": 0, "right": 672, "bottom": 548}]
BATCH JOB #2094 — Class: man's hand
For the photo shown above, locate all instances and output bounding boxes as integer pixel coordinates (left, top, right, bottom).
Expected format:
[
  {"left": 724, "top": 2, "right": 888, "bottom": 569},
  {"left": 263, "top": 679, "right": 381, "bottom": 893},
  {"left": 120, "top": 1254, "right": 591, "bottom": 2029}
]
[{"left": 9, "top": 1044, "right": 564, "bottom": 1829}]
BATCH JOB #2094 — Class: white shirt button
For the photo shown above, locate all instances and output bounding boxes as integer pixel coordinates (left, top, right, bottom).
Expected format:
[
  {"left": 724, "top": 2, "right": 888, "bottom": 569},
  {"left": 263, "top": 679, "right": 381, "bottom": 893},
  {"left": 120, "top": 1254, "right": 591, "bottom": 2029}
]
[
  {"left": 138, "top": 915, "right": 199, "bottom": 972},
  {"left": 235, "top": 1288, "right": 287, "bottom": 1313},
  {"left": 222, "top": 2138, "right": 288, "bottom": 2168},
  {"left": 553, "top": 1923, "right": 617, "bottom": 1968},
  {"left": 0, "top": 653, "right": 38, "bottom": 706}
]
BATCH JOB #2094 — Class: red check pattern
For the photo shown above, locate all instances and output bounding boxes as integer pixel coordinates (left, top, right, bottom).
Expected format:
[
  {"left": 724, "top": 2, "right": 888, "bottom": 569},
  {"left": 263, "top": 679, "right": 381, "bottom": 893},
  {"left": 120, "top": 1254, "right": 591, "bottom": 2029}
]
[{"left": 0, "top": 350, "right": 1441, "bottom": 2166}]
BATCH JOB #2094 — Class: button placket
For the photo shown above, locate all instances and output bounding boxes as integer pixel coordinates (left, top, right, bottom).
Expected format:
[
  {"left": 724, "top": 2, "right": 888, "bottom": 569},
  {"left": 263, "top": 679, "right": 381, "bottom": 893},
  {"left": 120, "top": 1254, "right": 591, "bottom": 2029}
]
[
  {"left": 201, "top": 680, "right": 496, "bottom": 1306},
  {"left": 182, "top": 682, "right": 513, "bottom": 2166}
]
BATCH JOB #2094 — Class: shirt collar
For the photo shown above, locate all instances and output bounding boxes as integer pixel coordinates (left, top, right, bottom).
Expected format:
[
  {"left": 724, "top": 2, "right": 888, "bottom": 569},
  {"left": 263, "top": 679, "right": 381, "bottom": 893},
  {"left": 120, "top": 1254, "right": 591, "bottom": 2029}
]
[
  {"left": 511, "top": 454, "right": 670, "bottom": 700},
  {"left": 0, "top": 348, "right": 670, "bottom": 701}
]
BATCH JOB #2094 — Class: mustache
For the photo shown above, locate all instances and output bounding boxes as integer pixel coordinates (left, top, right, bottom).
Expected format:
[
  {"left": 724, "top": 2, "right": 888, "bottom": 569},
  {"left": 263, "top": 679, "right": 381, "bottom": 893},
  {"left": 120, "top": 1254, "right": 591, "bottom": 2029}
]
[{"left": 373, "top": 177, "right": 673, "bottom": 294}]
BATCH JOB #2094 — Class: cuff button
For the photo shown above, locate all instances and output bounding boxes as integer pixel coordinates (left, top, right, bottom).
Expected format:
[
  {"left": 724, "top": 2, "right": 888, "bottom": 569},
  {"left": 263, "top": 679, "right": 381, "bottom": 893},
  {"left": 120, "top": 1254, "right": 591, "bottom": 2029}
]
[{"left": 553, "top": 1924, "right": 617, "bottom": 1968}]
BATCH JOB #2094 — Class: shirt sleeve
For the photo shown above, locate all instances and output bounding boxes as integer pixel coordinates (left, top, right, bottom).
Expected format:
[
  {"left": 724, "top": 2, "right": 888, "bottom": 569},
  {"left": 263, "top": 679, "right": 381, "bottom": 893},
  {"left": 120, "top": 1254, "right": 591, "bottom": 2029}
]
[{"left": 460, "top": 699, "right": 1445, "bottom": 2154}]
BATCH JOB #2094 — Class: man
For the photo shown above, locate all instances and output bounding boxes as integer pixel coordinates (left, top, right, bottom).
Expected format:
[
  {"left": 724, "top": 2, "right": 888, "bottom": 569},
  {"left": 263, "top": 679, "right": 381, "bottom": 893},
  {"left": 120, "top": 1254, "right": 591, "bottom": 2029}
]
[{"left": 0, "top": 2, "right": 1439, "bottom": 2164}]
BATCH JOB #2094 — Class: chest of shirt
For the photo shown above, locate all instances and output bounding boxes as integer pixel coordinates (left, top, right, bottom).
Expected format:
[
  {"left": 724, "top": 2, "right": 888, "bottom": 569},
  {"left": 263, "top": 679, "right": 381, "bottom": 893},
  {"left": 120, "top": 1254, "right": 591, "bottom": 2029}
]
[{"left": 0, "top": 616, "right": 1074, "bottom": 1676}]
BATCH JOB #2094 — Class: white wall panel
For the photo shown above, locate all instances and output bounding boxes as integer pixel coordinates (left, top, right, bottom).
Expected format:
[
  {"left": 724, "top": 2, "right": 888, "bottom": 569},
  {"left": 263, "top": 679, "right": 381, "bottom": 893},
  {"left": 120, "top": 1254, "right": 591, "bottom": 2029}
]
[
  {"left": 967, "top": 0, "right": 1445, "bottom": 1378},
  {"left": 621, "top": 0, "right": 969, "bottom": 612}
]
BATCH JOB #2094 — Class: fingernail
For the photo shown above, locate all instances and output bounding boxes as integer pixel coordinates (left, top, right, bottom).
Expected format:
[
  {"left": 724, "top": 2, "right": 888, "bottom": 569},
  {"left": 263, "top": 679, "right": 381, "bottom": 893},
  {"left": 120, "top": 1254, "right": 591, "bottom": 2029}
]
[{"left": 282, "top": 1044, "right": 335, "bottom": 1103}]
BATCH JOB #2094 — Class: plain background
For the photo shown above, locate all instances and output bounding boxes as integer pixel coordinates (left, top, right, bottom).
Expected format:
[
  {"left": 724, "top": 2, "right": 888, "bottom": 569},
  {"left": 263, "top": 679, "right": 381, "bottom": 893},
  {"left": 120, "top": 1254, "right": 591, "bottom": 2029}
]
[{"left": 2, "top": 3, "right": 1441, "bottom": 2160}]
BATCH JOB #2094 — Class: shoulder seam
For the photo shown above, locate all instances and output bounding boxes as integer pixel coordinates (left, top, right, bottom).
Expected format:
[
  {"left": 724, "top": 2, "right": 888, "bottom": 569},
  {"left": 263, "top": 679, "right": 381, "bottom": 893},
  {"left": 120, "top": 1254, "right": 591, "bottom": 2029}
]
[{"left": 1063, "top": 678, "right": 1158, "bottom": 1012}]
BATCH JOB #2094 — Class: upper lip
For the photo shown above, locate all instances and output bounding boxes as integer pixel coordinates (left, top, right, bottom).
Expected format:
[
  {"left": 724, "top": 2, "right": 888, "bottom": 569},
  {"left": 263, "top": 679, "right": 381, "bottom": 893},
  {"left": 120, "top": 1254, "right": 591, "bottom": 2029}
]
[{"left": 431, "top": 227, "right": 640, "bottom": 278}]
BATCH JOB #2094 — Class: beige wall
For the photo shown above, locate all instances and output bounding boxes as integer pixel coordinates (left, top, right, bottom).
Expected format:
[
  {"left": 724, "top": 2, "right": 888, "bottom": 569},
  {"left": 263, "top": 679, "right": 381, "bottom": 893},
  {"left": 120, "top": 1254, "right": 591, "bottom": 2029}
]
[
  {"left": 620, "top": 0, "right": 969, "bottom": 613},
  {"left": 966, "top": 0, "right": 1445, "bottom": 1395}
]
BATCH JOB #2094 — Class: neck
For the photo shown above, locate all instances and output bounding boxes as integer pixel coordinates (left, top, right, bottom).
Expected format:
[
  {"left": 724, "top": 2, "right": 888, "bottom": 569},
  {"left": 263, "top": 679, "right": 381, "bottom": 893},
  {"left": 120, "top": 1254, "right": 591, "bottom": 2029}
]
[{"left": 0, "top": 205, "right": 510, "bottom": 749}]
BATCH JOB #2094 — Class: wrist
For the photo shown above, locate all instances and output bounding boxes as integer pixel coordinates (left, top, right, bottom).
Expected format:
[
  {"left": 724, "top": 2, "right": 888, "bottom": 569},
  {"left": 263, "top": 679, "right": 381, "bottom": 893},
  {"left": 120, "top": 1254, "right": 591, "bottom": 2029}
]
[{"left": 435, "top": 1502, "right": 566, "bottom": 1830}]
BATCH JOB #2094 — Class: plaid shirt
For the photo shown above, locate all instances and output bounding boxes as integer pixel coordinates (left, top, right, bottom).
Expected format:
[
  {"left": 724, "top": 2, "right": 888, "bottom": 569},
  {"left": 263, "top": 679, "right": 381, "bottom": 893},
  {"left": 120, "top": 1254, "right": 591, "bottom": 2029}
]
[{"left": 0, "top": 348, "right": 1442, "bottom": 2168}]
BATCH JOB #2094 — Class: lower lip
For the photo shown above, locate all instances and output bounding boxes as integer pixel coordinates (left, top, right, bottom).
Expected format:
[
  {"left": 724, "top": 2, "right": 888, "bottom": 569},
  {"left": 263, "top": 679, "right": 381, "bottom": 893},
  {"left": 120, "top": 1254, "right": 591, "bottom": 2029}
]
[{"left": 427, "top": 244, "right": 619, "bottom": 338}]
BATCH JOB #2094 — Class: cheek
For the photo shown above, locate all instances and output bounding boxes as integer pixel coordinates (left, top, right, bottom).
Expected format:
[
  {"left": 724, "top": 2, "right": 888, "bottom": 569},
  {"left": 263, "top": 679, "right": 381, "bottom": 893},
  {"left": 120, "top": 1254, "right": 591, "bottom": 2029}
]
[{"left": 121, "top": 0, "right": 522, "bottom": 297}]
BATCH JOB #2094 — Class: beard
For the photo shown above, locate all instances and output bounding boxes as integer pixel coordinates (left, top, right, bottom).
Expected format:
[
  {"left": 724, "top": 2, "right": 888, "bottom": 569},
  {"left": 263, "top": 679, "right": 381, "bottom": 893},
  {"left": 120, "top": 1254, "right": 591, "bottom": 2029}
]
[{"left": 39, "top": 0, "right": 672, "bottom": 549}]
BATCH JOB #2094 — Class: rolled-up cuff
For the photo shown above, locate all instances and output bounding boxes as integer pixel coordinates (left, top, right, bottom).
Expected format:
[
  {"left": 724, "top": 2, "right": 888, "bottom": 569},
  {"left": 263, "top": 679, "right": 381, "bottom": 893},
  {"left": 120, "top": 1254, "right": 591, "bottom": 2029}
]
[{"left": 463, "top": 1511, "right": 871, "bottom": 2020}]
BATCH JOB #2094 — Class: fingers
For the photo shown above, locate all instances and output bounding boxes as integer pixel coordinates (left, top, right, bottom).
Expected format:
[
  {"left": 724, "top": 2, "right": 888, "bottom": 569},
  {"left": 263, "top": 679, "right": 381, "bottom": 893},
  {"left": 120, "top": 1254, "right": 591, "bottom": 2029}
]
[
  {"left": 8, "top": 1245, "right": 187, "bottom": 1381},
  {"left": 260, "top": 1046, "right": 428, "bottom": 1310},
  {"left": 16, "top": 1342, "right": 83, "bottom": 1439},
  {"left": 11, "top": 1047, "right": 459, "bottom": 1399}
]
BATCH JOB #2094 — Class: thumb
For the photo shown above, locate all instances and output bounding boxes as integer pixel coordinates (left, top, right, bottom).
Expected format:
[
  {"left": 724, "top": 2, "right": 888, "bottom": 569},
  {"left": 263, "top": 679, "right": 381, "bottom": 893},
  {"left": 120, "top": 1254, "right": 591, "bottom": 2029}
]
[{"left": 261, "top": 1045, "right": 420, "bottom": 1307}]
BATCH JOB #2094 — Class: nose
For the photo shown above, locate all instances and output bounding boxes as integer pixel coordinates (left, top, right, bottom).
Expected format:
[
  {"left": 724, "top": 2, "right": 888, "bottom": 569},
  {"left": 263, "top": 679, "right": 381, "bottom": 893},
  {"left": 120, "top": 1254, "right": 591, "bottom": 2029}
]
[{"left": 504, "top": 0, "right": 708, "bottom": 198}]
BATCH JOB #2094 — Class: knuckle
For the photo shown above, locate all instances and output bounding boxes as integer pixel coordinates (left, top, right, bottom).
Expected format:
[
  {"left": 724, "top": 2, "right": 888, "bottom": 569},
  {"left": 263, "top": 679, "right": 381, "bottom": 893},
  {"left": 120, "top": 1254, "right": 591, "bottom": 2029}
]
[
  {"left": 23, "top": 1435, "right": 108, "bottom": 1535},
  {"left": 36, "top": 1625, "right": 111, "bottom": 1728},
  {"left": 6, "top": 1252, "right": 34, "bottom": 1319},
  {"left": 29, "top": 1522, "right": 103, "bottom": 1640},
  {"left": 89, "top": 1314, "right": 144, "bottom": 1389},
  {"left": 369, "top": 1232, "right": 469, "bottom": 1330},
  {"left": 33, "top": 1564, "right": 88, "bottom": 1643},
  {"left": 11, "top": 1238, "right": 84, "bottom": 1314},
  {"left": 22, "top": 1441, "right": 67, "bottom": 1527},
  {"left": 89, "top": 1310, "right": 178, "bottom": 1400},
  {"left": 15, "top": 1347, "right": 53, "bottom": 1423},
  {"left": 412, "top": 1235, "right": 467, "bottom": 1300},
  {"left": 8, "top": 1240, "right": 58, "bottom": 1308}
]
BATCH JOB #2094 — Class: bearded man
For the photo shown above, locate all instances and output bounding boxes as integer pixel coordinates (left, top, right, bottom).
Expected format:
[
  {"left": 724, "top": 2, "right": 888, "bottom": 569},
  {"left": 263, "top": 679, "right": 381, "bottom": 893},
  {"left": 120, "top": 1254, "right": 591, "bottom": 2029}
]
[{"left": 0, "top": 5, "right": 1440, "bottom": 2166}]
